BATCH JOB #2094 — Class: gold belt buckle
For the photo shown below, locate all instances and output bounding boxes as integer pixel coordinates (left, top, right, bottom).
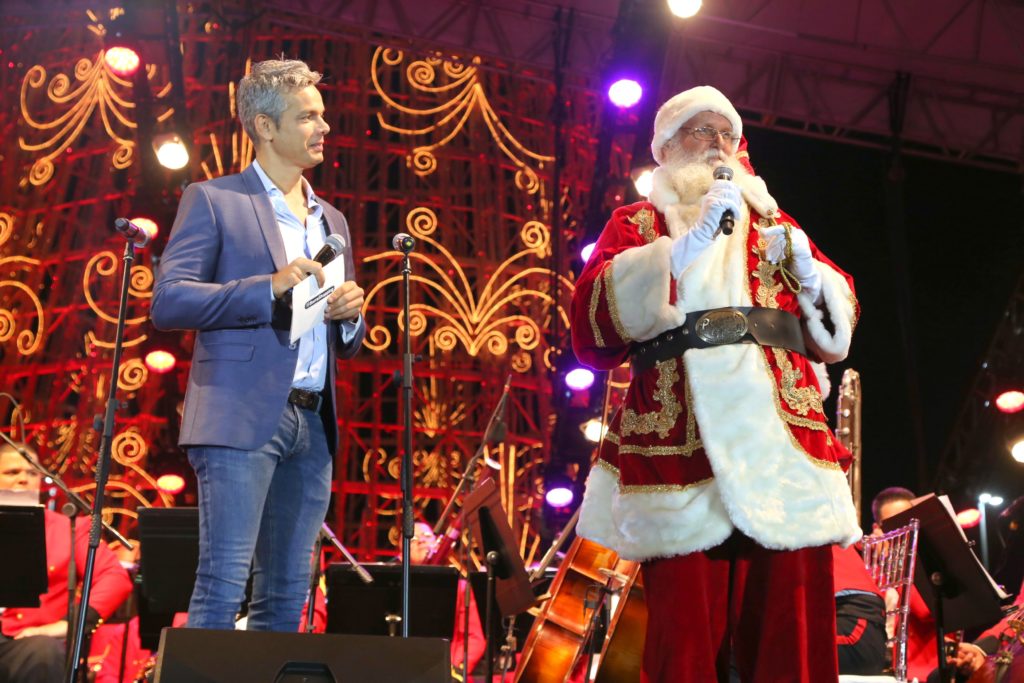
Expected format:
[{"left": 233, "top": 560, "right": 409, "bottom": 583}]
[{"left": 695, "top": 309, "right": 749, "bottom": 345}]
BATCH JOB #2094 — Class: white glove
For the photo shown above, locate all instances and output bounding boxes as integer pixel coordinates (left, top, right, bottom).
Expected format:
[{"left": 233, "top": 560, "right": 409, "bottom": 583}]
[
  {"left": 670, "top": 179, "right": 743, "bottom": 276},
  {"left": 758, "top": 224, "right": 822, "bottom": 304}
]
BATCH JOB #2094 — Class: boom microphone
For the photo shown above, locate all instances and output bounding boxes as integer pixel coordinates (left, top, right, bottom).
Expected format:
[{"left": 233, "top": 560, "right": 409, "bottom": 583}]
[
  {"left": 713, "top": 166, "right": 735, "bottom": 236},
  {"left": 313, "top": 233, "right": 347, "bottom": 266},
  {"left": 113, "top": 218, "right": 152, "bottom": 247}
]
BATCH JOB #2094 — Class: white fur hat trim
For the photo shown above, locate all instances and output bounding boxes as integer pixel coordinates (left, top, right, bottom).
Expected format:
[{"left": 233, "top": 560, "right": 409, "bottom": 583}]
[{"left": 651, "top": 85, "right": 742, "bottom": 164}]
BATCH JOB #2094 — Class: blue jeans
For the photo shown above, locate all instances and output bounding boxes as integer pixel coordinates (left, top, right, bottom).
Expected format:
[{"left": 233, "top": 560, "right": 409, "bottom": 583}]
[{"left": 185, "top": 402, "right": 332, "bottom": 632}]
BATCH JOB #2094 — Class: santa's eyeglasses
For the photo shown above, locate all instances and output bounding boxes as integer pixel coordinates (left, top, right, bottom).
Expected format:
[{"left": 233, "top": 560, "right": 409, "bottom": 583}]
[{"left": 680, "top": 127, "right": 741, "bottom": 143}]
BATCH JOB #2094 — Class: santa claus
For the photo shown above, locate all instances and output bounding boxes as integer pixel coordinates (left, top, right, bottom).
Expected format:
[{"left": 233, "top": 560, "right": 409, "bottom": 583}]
[{"left": 570, "top": 85, "right": 861, "bottom": 682}]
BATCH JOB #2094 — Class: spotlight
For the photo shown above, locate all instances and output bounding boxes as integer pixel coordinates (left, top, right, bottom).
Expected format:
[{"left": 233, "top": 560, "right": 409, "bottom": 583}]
[
  {"left": 104, "top": 46, "right": 141, "bottom": 77},
  {"left": 156, "top": 473, "right": 186, "bottom": 495},
  {"left": 980, "top": 493, "right": 1005, "bottom": 506},
  {"left": 545, "top": 475, "right": 575, "bottom": 508},
  {"left": 631, "top": 166, "right": 655, "bottom": 198},
  {"left": 153, "top": 132, "right": 189, "bottom": 170},
  {"left": 996, "top": 390, "right": 1024, "bottom": 414},
  {"left": 1010, "top": 428, "right": 1024, "bottom": 463},
  {"left": 607, "top": 78, "right": 643, "bottom": 108},
  {"left": 957, "top": 508, "right": 981, "bottom": 529},
  {"left": 580, "top": 242, "right": 597, "bottom": 263},
  {"left": 565, "top": 368, "right": 595, "bottom": 391},
  {"left": 580, "top": 418, "right": 607, "bottom": 444},
  {"left": 144, "top": 349, "right": 176, "bottom": 374},
  {"left": 667, "top": 0, "right": 703, "bottom": 19}
]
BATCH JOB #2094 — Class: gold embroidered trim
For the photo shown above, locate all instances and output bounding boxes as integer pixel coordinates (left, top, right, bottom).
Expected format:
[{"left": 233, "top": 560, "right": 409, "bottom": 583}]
[
  {"left": 604, "top": 429, "right": 621, "bottom": 445},
  {"left": 594, "top": 458, "right": 620, "bottom": 477},
  {"left": 620, "top": 477, "right": 713, "bottom": 494},
  {"left": 589, "top": 263, "right": 606, "bottom": 348},
  {"left": 757, "top": 348, "right": 839, "bottom": 469},
  {"left": 620, "top": 359, "right": 682, "bottom": 439},
  {"left": 772, "top": 347, "right": 824, "bottom": 416},
  {"left": 627, "top": 208, "right": 658, "bottom": 244},
  {"left": 683, "top": 374, "right": 702, "bottom": 455},
  {"left": 751, "top": 249, "right": 784, "bottom": 309},
  {"left": 618, "top": 443, "right": 703, "bottom": 457},
  {"left": 604, "top": 263, "right": 630, "bottom": 343}
]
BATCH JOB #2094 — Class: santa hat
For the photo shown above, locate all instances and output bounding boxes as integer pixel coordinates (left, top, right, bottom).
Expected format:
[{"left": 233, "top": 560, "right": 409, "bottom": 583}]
[{"left": 650, "top": 85, "right": 742, "bottom": 165}]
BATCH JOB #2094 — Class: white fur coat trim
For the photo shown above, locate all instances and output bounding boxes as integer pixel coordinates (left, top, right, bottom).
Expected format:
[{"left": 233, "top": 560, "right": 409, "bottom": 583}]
[
  {"left": 684, "top": 343, "right": 862, "bottom": 550},
  {"left": 575, "top": 463, "right": 735, "bottom": 561},
  {"left": 610, "top": 236, "right": 686, "bottom": 342},
  {"left": 799, "top": 261, "right": 856, "bottom": 364}
]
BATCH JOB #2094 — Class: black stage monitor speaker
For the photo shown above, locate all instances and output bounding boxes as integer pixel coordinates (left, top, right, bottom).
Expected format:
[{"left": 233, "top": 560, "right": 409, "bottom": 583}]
[{"left": 153, "top": 628, "right": 451, "bottom": 683}]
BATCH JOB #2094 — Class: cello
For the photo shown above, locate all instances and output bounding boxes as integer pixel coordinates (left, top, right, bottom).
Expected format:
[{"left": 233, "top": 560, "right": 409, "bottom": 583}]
[{"left": 514, "top": 535, "right": 645, "bottom": 682}]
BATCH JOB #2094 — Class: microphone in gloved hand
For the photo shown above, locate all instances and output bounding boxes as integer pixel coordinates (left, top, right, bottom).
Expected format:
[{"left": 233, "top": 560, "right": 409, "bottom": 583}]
[{"left": 713, "top": 166, "right": 735, "bottom": 236}]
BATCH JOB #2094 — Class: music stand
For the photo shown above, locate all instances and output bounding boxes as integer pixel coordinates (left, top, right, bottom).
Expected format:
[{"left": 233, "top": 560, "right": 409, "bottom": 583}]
[
  {"left": 0, "top": 504, "right": 47, "bottom": 606},
  {"left": 463, "top": 477, "right": 536, "bottom": 681},
  {"left": 137, "top": 507, "right": 199, "bottom": 649},
  {"left": 884, "top": 493, "right": 1011, "bottom": 682},
  {"left": 324, "top": 563, "right": 458, "bottom": 639}
]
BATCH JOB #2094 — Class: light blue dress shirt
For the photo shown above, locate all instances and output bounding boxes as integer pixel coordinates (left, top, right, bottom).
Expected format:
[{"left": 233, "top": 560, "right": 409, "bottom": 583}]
[{"left": 251, "top": 160, "right": 329, "bottom": 392}]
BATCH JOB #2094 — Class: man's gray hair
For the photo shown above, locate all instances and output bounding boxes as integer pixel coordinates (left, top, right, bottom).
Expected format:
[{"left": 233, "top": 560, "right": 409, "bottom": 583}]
[{"left": 236, "top": 58, "right": 322, "bottom": 143}]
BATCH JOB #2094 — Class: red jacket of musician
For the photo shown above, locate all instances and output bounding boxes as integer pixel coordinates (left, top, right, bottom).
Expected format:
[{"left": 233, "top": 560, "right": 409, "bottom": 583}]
[{"left": 1, "top": 509, "right": 132, "bottom": 636}]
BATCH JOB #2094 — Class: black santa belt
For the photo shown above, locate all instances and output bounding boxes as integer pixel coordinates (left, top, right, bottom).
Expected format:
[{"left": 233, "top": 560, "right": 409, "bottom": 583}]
[{"left": 630, "top": 307, "right": 807, "bottom": 374}]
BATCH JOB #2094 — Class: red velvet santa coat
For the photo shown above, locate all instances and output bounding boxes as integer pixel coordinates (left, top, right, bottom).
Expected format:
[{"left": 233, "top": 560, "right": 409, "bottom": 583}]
[
  {"left": 1, "top": 509, "right": 132, "bottom": 636},
  {"left": 571, "top": 151, "right": 862, "bottom": 561}
]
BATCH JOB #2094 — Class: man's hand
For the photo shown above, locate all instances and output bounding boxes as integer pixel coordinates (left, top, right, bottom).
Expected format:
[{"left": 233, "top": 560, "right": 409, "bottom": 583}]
[
  {"left": 758, "top": 224, "right": 822, "bottom": 302},
  {"left": 325, "top": 281, "right": 364, "bottom": 322},
  {"left": 696, "top": 179, "right": 743, "bottom": 237},
  {"left": 271, "top": 258, "right": 325, "bottom": 300},
  {"left": 14, "top": 620, "right": 68, "bottom": 639},
  {"left": 951, "top": 642, "right": 987, "bottom": 675}
]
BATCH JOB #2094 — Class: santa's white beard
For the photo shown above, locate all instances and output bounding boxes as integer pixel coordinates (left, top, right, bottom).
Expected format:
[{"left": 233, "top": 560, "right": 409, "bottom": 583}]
[{"left": 658, "top": 155, "right": 719, "bottom": 230}]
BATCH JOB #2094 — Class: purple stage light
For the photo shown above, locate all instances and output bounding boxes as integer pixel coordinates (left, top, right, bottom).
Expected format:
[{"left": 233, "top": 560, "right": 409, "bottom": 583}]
[
  {"left": 545, "top": 486, "right": 575, "bottom": 508},
  {"left": 608, "top": 79, "right": 643, "bottom": 108},
  {"left": 565, "top": 367, "right": 595, "bottom": 391},
  {"left": 580, "top": 241, "right": 597, "bottom": 262}
]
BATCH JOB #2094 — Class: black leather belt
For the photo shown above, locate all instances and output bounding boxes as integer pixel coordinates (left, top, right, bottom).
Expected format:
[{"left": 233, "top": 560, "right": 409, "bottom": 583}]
[
  {"left": 630, "top": 307, "right": 807, "bottom": 374},
  {"left": 288, "top": 387, "right": 323, "bottom": 412}
]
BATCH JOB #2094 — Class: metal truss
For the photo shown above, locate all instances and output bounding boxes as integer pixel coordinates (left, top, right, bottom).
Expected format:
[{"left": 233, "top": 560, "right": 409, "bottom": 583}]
[{"left": 936, "top": 272, "right": 1024, "bottom": 491}]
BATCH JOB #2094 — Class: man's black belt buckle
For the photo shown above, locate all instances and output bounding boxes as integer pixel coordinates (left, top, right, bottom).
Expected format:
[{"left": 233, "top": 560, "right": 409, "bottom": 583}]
[
  {"left": 288, "top": 387, "right": 323, "bottom": 412},
  {"left": 630, "top": 306, "right": 807, "bottom": 374}
]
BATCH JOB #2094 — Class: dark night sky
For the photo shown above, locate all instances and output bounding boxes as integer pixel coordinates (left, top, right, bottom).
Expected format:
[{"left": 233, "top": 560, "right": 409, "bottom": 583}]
[{"left": 743, "top": 126, "right": 1024, "bottom": 523}]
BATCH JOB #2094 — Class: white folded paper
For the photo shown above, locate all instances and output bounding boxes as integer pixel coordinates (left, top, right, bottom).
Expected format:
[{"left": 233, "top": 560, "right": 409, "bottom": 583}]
[{"left": 290, "top": 257, "right": 345, "bottom": 344}]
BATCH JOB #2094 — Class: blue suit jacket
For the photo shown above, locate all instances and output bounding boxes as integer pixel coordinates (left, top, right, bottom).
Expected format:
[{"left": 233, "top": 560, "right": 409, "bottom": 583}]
[{"left": 151, "top": 165, "right": 364, "bottom": 453}]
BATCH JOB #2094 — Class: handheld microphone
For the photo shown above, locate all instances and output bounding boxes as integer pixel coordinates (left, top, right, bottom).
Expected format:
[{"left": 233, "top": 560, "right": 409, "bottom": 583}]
[
  {"left": 113, "top": 218, "right": 152, "bottom": 247},
  {"left": 713, "top": 166, "right": 735, "bottom": 236},
  {"left": 392, "top": 233, "right": 415, "bottom": 254},
  {"left": 313, "top": 233, "right": 347, "bottom": 266}
]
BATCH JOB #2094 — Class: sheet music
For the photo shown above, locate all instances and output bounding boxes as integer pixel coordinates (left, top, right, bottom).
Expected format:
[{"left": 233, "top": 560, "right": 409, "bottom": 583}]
[
  {"left": 0, "top": 490, "right": 41, "bottom": 506},
  {"left": 912, "top": 493, "right": 1010, "bottom": 600}
]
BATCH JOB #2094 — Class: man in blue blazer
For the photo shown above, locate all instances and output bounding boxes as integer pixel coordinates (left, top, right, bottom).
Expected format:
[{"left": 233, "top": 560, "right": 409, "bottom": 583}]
[{"left": 151, "top": 58, "right": 365, "bottom": 632}]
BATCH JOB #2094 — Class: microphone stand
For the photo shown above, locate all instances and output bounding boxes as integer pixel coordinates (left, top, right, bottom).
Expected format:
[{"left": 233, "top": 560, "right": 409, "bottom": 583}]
[
  {"left": 397, "top": 238, "right": 415, "bottom": 638},
  {"left": 66, "top": 240, "right": 137, "bottom": 683},
  {"left": 320, "top": 522, "right": 374, "bottom": 585}
]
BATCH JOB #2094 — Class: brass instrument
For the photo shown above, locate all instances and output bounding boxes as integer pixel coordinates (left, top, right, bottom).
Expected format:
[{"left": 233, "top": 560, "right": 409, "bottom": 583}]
[{"left": 836, "top": 369, "right": 863, "bottom": 520}]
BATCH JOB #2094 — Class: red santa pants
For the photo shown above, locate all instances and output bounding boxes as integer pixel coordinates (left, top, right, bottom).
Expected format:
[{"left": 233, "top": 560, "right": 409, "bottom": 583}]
[{"left": 640, "top": 532, "right": 836, "bottom": 683}]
